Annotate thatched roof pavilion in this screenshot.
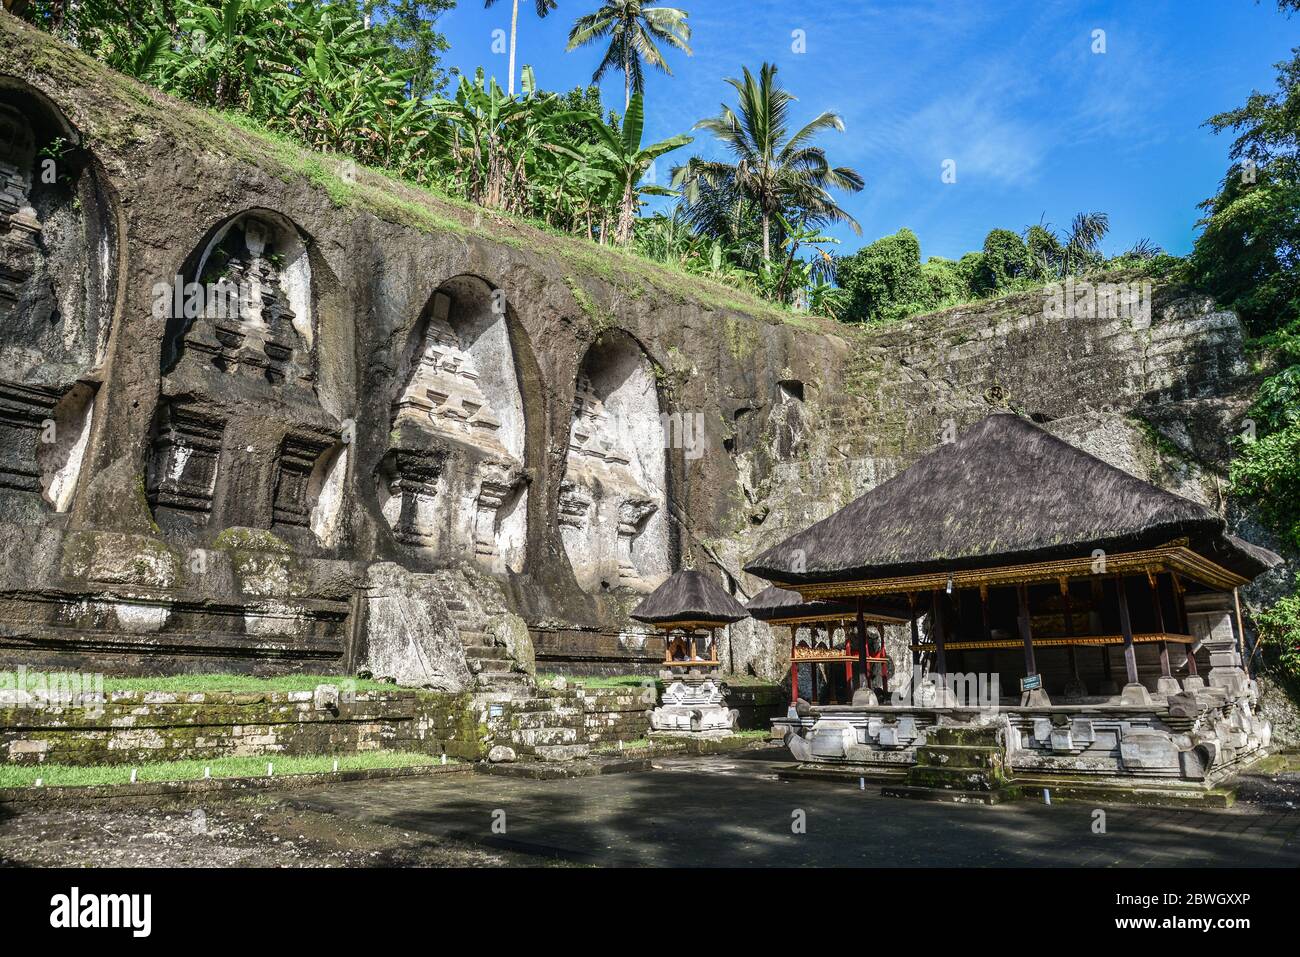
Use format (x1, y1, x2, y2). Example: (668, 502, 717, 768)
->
(630, 569, 748, 629)
(746, 412, 1279, 593)
(745, 412, 1283, 704)
(631, 569, 748, 669)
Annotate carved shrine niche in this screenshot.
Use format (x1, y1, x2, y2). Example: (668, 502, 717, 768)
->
(560, 335, 668, 593)
(149, 211, 343, 545)
(0, 86, 118, 518)
(380, 282, 528, 573)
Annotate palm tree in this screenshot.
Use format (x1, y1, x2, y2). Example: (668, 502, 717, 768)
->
(1061, 211, 1110, 276)
(673, 62, 864, 262)
(566, 1, 691, 110)
(485, 0, 558, 96)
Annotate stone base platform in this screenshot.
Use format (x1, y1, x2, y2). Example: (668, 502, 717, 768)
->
(880, 783, 1019, 805)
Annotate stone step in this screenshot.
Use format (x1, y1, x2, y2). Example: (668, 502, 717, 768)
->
(475, 671, 532, 691)
(881, 783, 1018, 805)
(508, 710, 584, 730)
(519, 743, 591, 763)
(915, 744, 1004, 770)
(512, 726, 580, 748)
(464, 646, 511, 661)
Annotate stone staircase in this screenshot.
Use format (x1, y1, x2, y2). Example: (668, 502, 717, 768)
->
(882, 725, 1019, 805)
(488, 693, 591, 762)
(429, 568, 531, 696)
(428, 568, 595, 762)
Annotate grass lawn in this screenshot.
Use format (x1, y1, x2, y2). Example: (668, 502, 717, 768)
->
(0, 672, 407, 695)
(0, 751, 450, 789)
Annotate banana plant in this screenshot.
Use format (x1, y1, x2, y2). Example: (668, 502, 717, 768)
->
(589, 92, 691, 245)
(172, 0, 292, 111)
(433, 66, 592, 213)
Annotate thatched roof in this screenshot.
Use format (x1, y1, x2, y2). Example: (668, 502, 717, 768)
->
(630, 570, 749, 625)
(745, 585, 909, 622)
(746, 412, 1283, 585)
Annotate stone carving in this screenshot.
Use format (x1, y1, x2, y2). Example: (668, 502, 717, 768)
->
(152, 211, 342, 540)
(0, 103, 38, 311)
(179, 217, 312, 387)
(649, 675, 738, 734)
(382, 289, 527, 572)
(393, 294, 506, 449)
(560, 350, 669, 592)
(381, 448, 446, 547)
(272, 431, 334, 528)
(145, 401, 225, 518)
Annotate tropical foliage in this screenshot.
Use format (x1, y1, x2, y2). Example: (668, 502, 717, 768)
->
(567, 1, 691, 109)
(673, 63, 863, 263)
(831, 216, 1169, 325)
(1201, 41, 1300, 557)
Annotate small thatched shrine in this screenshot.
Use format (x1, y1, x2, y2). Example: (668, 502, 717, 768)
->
(746, 412, 1282, 789)
(630, 570, 748, 735)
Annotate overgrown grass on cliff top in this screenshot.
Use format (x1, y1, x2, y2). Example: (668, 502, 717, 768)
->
(0, 751, 450, 789)
(0, 672, 404, 695)
(207, 110, 807, 329)
(2, 18, 812, 329)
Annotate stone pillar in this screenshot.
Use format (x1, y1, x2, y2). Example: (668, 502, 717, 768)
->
(1186, 592, 1247, 696)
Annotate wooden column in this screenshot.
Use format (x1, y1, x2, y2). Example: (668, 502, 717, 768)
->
(876, 622, 889, 689)
(1016, 584, 1037, 677)
(1092, 577, 1112, 682)
(1060, 577, 1081, 686)
(841, 620, 853, 688)
(908, 595, 922, 671)
(1149, 572, 1171, 678)
(810, 625, 820, 702)
(979, 584, 993, 677)
(1172, 572, 1198, 676)
(789, 626, 799, 703)
(855, 597, 869, 690)
(1116, 575, 1139, 685)
(930, 590, 947, 676)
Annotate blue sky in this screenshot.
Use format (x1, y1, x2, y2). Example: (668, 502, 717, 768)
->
(433, 0, 1299, 259)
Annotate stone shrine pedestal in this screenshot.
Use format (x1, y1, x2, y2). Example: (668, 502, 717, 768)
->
(649, 670, 738, 736)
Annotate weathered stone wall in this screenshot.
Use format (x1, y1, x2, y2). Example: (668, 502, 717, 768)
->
(0, 688, 488, 765)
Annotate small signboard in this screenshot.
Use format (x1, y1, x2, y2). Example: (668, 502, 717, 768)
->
(1020, 674, 1042, 692)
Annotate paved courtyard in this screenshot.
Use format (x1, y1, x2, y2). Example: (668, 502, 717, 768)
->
(285, 749, 1300, 867)
(3, 749, 1297, 867)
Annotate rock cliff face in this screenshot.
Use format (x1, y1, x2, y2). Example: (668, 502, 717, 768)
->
(0, 18, 1291, 698)
(0, 19, 844, 685)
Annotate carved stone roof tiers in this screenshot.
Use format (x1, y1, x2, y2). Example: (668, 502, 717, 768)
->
(393, 308, 515, 461)
(746, 412, 1283, 588)
(631, 569, 749, 627)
